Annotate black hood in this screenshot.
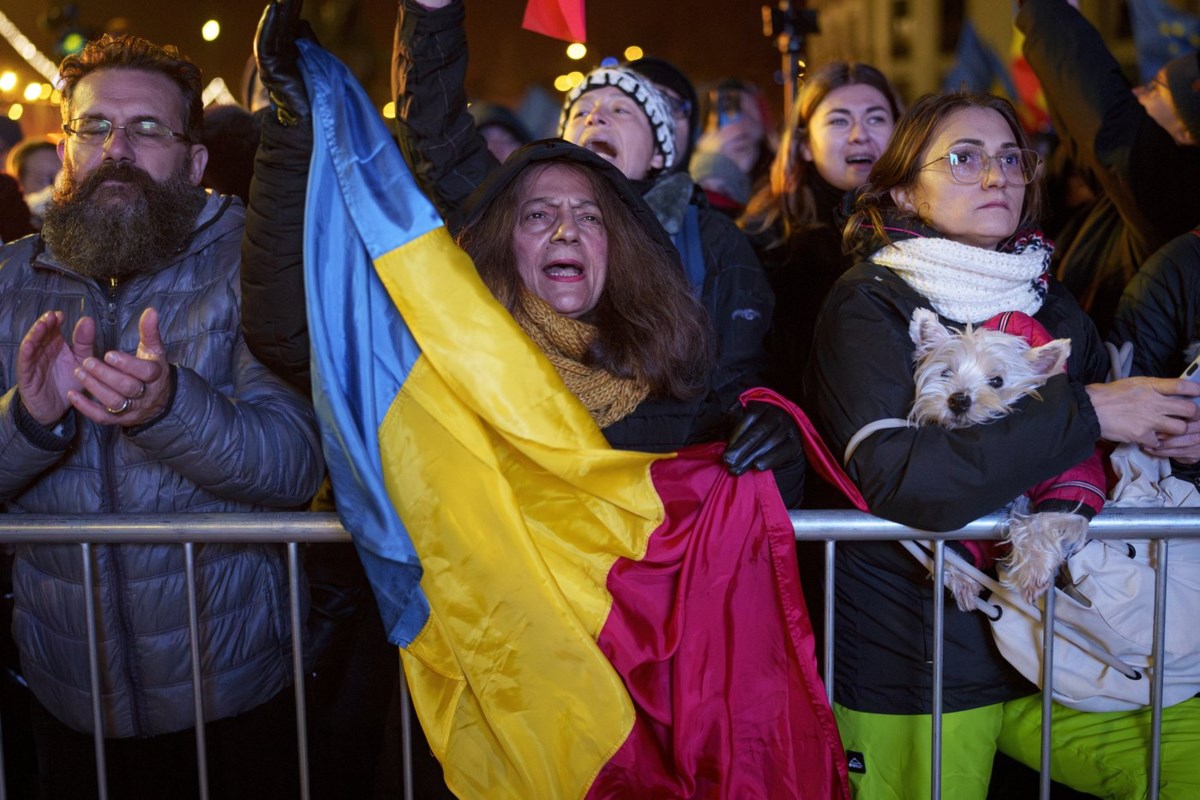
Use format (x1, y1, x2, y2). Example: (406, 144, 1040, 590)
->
(458, 138, 681, 269)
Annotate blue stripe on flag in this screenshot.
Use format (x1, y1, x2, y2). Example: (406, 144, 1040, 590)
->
(298, 40, 444, 645)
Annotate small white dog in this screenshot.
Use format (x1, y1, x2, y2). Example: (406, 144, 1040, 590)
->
(907, 308, 1091, 611)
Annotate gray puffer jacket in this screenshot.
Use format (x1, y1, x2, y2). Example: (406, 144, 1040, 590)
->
(0, 193, 324, 738)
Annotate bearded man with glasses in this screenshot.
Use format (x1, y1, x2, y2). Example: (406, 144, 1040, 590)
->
(0, 33, 323, 798)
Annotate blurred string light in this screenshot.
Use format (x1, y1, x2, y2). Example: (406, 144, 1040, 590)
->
(599, 56, 618, 68)
(566, 42, 586, 60)
(382, 101, 395, 119)
(553, 71, 586, 93)
(623, 46, 643, 61)
(0, 10, 60, 83)
(0, 72, 16, 92)
(201, 77, 238, 107)
(7, 103, 22, 120)
(23, 82, 41, 101)
(201, 20, 220, 42)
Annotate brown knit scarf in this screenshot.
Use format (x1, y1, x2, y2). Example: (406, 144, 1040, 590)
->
(511, 291, 650, 428)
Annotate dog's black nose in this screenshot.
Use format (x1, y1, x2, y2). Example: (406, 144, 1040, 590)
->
(948, 393, 972, 414)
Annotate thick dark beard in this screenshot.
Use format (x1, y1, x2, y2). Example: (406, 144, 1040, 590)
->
(41, 161, 207, 282)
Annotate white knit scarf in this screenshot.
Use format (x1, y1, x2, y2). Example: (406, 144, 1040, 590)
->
(869, 232, 1051, 324)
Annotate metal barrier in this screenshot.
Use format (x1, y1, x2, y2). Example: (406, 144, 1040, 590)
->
(0, 508, 1196, 799)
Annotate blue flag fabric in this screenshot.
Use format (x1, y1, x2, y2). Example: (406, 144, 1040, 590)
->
(298, 39, 441, 645)
(1129, 0, 1200, 82)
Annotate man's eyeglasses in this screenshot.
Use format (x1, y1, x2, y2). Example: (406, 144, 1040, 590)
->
(921, 145, 1042, 186)
(63, 118, 191, 148)
(666, 96, 692, 121)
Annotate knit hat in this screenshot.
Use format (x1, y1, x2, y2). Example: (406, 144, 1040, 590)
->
(1162, 50, 1200, 141)
(625, 56, 699, 166)
(558, 67, 676, 171)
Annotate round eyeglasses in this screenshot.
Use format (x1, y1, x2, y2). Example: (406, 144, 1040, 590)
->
(64, 118, 191, 148)
(921, 145, 1042, 186)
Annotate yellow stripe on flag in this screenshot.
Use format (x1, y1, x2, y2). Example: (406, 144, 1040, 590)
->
(373, 226, 672, 797)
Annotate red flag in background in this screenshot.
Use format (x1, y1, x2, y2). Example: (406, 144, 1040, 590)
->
(523, 0, 587, 42)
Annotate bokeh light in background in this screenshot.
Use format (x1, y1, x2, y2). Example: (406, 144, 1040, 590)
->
(623, 45, 643, 61)
(201, 20, 221, 42)
(0, 72, 15, 93)
(566, 42, 587, 61)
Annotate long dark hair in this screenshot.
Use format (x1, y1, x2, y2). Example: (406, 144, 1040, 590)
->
(739, 62, 901, 247)
(844, 90, 1045, 255)
(458, 161, 711, 400)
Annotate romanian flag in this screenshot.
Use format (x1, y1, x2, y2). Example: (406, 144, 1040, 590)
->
(297, 40, 847, 799)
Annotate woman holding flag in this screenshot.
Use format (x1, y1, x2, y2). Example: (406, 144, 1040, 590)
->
(238, 2, 849, 798)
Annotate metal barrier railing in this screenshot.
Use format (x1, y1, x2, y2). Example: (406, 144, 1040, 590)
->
(1, 508, 1196, 799)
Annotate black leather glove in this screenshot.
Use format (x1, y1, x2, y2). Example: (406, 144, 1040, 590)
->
(723, 401, 805, 476)
(255, 0, 313, 127)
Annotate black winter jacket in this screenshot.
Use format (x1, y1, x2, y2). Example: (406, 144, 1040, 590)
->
(1110, 227, 1200, 380)
(804, 248, 1105, 713)
(1018, 0, 1200, 337)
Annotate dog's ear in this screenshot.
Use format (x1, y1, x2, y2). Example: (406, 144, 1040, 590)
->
(1025, 338, 1071, 379)
(909, 307, 950, 354)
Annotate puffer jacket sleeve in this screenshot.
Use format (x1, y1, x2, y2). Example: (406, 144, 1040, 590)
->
(0, 389, 74, 501)
(1017, 0, 1200, 252)
(1109, 228, 1200, 379)
(392, 0, 497, 233)
(241, 109, 314, 394)
(124, 339, 324, 507)
(806, 264, 1102, 532)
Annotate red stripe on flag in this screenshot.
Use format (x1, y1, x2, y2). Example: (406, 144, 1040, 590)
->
(589, 443, 850, 798)
(522, 0, 587, 43)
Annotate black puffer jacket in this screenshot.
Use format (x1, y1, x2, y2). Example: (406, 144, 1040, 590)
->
(746, 172, 852, 403)
(1018, 0, 1200, 337)
(1110, 227, 1200, 380)
(804, 231, 1106, 713)
(391, 0, 774, 453)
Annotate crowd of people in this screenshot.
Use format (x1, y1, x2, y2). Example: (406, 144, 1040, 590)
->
(1, 0, 1200, 796)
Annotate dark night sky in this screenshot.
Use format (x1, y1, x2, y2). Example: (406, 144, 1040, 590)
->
(1, 1, 784, 117)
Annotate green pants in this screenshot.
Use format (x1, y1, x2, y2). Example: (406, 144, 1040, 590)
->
(834, 696, 1200, 799)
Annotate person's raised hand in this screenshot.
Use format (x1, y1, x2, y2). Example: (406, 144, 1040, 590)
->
(17, 312, 94, 426)
(68, 308, 171, 427)
(1085, 377, 1200, 448)
(255, 0, 312, 127)
(723, 401, 805, 476)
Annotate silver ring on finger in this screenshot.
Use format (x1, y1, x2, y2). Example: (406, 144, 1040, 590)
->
(131, 380, 146, 399)
(106, 397, 132, 415)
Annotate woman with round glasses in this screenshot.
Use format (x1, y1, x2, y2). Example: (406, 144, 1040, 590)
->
(806, 90, 1200, 798)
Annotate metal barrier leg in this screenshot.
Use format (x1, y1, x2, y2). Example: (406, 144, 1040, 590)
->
(0, 702, 7, 800)
(1148, 539, 1169, 800)
(287, 542, 311, 800)
(1039, 585, 1056, 800)
(80, 543, 108, 800)
(931, 541, 945, 800)
(400, 656, 414, 800)
(823, 539, 835, 705)
(184, 543, 210, 800)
